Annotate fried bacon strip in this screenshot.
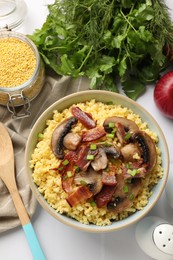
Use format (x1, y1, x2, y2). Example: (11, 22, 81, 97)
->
(58, 151, 77, 193)
(66, 186, 93, 207)
(95, 185, 116, 208)
(71, 106, 96, 129)
(82, 126, 106, 142)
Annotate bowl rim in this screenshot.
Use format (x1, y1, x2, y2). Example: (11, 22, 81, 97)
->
(25, 90, 169, 232)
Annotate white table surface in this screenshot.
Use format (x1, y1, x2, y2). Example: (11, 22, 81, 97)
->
(0, 1, 173, 259)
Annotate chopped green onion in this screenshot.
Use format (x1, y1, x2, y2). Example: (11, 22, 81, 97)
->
(111, 128, 117, 134)
(106, 101, 113, 105)
(108, 122, 115, 128)
(108, 157, 117, 164)
(74, 165, 80, 173)
(129, 169, 138, 176)
(37, 133, 44, 139)
(58, 166, 64, 171)
(103, 141, 112, 147)
(67, 171, 73, 178)
(90, 144, 97, 150)
(80, 180, 87, 186)
(105, 167, 109, 172)
(129, 194, 134, 200)
(106, 133, 115, 139)
(124, 132, 131, 141)
(87, 154, 94, 160)
(62, 159, 69, 166)
(90, 201, 96, 207)
(123, 185, 129, 193)
(126, 163, 132, 169)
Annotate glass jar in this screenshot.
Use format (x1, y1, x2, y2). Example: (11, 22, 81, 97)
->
(0, 30, 45, 118)
(0, 0, 27, 30)
(0, 0, 45, 118)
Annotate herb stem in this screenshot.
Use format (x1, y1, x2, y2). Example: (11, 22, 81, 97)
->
(78, 45, 93, 71)
(120, 8, 137, 33)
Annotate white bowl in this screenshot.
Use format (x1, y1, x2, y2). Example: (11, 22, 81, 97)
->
(25, 90, 169, 232)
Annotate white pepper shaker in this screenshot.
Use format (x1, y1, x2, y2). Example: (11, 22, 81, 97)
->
(135, 216, 173, 260)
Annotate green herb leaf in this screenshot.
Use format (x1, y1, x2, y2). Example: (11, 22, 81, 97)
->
(29, 0, 173, 100)
(122, 76, 146, 100)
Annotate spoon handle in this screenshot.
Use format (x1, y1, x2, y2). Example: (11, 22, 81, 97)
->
(23, 222, 46, 260)
(3, 178, 46, 260)
(0, 123, 46, 259)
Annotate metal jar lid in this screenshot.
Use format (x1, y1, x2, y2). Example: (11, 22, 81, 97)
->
(0, 0, 27, 30)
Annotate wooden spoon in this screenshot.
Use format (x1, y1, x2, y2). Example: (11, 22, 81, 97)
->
(0, 123, 45, 260)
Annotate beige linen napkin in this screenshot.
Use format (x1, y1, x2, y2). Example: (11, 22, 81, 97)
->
(0, 74, 90, 233)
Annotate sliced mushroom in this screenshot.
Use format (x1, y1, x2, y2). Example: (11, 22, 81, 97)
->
(132, 131, 157, 172)
(63, 132, 81, 150)
(104, 145, 121, 159)
(91, 147, 108, 171)
(51, 117, 77, 159)
(74, 167, 103, 195)
(120, 143, 142, 162)
(107, 177, 142, 212)
(103, 116, 139, 133)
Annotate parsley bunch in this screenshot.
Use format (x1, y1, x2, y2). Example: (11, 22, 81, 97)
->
(30, 0, 173, 99)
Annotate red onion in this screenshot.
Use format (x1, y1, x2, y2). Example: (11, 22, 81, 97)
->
(154, 71, 173, 119)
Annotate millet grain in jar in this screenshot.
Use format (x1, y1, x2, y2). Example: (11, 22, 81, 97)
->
(0, 37, 36, 87)
(0, 32, 45, 108)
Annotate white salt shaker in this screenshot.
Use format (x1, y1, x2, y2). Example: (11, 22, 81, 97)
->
(135, 216, 173, 260)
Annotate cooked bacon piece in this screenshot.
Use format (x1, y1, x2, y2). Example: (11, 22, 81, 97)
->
(61, 164, 76, 193)
(75, 145, 90, 171)
(66, 186, 93, 207)
(102, 171, 117, 186)
(71, 106, 96, 129)
(82, 126, 106, 142)
(58, 150, 78, 174)
(95, 185, 116, 208)
(122, 166, 147, 179)
(122, 161, 147, 180)
(57, 151, 78, 193)
(75, 145, 98, 171)
(62, 174, 74, 193)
